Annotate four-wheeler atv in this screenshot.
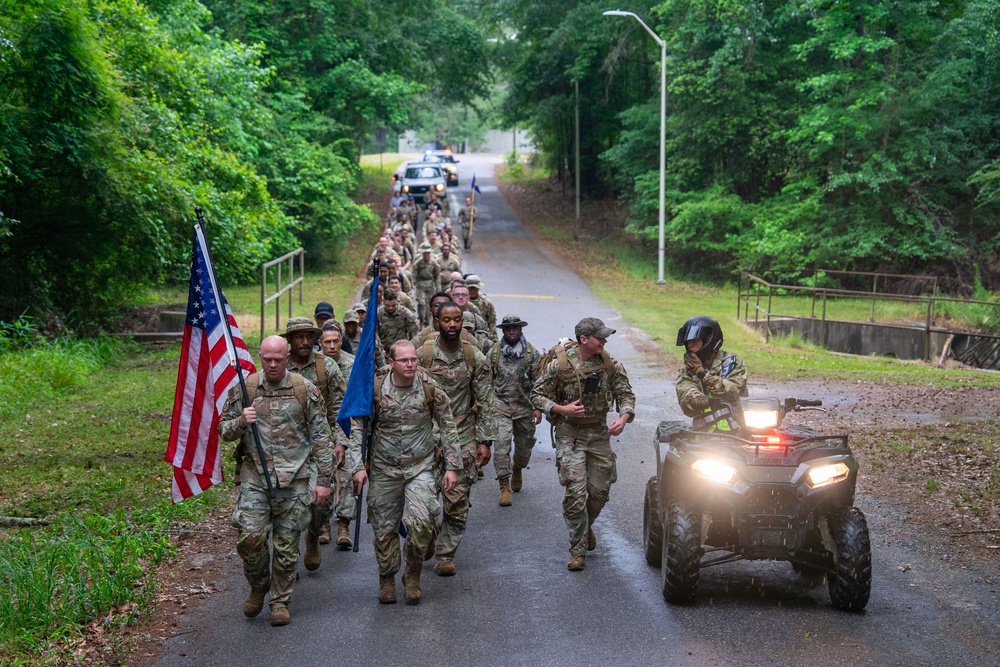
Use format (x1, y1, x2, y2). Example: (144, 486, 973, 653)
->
(643, 397, 872, 611)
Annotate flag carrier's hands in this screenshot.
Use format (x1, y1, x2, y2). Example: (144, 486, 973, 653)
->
(352, 470, 368, 497)
(238, 406, 257, 428)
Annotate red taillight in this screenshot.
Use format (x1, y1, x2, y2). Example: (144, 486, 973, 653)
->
(766, 436, 782, 445)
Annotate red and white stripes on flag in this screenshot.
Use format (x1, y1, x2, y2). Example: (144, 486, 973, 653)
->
(165, 225, 255, 502)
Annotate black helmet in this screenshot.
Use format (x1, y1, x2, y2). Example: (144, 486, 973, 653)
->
(676, 316, 723, 355)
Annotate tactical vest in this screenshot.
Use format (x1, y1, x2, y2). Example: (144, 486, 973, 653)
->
(543, 341, 616, 424)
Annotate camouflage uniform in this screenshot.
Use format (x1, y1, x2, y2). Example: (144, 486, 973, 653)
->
(286, 351, 360, 537)
(333, 351, 357, 523)
(219, 373, 334, 610)
(489, 337, 541, 480)
(457, 204, 477, 237)
(412, 255, 441, 326)
(471, 294, 497, 331)
(377, 305, 419, 352)
(676, 350, 748, 430)
(348, 327, 386, 368)
(437, 254, 463, 291)
(531, 344, 635, 557)
(417, 338, 496, 563)
(368, 372, 463, 576)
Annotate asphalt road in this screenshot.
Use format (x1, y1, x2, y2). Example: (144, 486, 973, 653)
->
(154, 154, 999, 667)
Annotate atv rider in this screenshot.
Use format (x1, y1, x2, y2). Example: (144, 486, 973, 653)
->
(675, 316, 748, 432)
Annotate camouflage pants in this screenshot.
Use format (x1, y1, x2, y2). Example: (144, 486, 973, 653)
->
(493, 411, 536, 479)
(231, 479, 312, 607)
(436, 450, 478, 560)
(553, 426, 618, 556)
(368, 465, 440, 576)
(334, 466, 356, 521)
(416, 282, 436, 327)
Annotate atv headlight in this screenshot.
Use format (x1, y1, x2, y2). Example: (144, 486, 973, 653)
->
(692, 458, 736, 485)
(744, 409, 779, 429)
(807, 462, 850, 488)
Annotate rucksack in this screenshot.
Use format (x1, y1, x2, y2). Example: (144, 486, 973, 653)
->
(371, 367, 437, 423)
(418, 337, 477, 377)
(244, 371, 309, 412)
(537, 339, 615, 397)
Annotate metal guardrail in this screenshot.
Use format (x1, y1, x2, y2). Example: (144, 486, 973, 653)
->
(737, 270, 1000, 362)
(260, 248, 304, 339)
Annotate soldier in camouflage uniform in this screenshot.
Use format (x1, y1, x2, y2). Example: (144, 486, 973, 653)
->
(436, 244, 462, 292)
(411, 292, 478, 348)
(531, 318, 635, 572)
(457, 197, 477, 249)
(345, 308, 386, 369)
(466, 275, 497, 331)
(451, 283, 495, 347)
(488, 315, 542, 507)
(369, 341, 463, 605)
(412, 242, 441, 327)
(416, 302, 496, 576)
(220, 336, 362, 626)
(281, 318, 357, 566)
(377, 288, 419, 354)
(675, 315, 747, 430)
(319, 322, 359, 549)
(387, 275, 415, 312)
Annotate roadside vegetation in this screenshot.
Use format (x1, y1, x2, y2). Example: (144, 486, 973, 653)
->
(0, 160, 389, 663)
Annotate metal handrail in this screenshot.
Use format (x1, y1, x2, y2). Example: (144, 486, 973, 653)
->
(260, 248, 305, 339)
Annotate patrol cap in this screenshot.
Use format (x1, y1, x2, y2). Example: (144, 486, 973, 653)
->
(462, 311, 476, 331)
(282, 316, 322, 338)
(497, 314, 528, 329)
(418, 241, 433, 253)
(314, 301, 334, 318)
(343, 311, 360, 324)
(466, 275, 484, 290)
(575, 317, 615, 339)
(352, 302, 367, 313)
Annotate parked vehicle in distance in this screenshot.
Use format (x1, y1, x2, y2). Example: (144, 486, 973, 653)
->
(400, 162, 447, 201)
(421, 150, 459, 186)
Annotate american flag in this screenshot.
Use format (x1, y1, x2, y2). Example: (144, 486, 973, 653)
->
(165, 225, 255, 502)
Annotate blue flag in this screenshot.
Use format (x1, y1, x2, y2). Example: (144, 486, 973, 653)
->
(471, 173, 482, 195)
(337, 273, 380, 437)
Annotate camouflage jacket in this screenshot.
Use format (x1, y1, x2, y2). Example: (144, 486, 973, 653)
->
(676, 350, 748, 418)
(371, 372, 463, 475)
(377, 305, 419, 350)
(286, 351, 363, 472)
(437, 254, 462, 285)
(489, 337, 541, 418)
(471, 295, 497, 331)
(531, 344, 636, 427)
(412, 256, 440, 285)
(417, 338, 497, 448)
(219, 372, 335, 488)
(457, 205, 477, 228)
(335, 351, 354, 383)
(350, 329, 387, 368)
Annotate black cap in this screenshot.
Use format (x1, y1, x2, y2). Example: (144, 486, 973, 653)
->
(314, 301, 334, 318)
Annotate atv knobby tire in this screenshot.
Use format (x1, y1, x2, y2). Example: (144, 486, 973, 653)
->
(827, 508, 872, 611)
(643, 476, 664, 567)
(661, 502, 702, 604)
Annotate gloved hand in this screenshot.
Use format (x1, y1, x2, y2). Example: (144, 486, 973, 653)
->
(693, 394, 711, 410)
(684, 351, 704, 376)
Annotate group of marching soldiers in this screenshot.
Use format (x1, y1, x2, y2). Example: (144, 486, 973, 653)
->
(220, 171, 759, 625)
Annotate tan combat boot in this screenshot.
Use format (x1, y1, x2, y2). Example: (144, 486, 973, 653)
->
(304, 530, 321, 571)
(318, 520, 331, 545)
(498, 478, 513, 507)
(436, 558, 457, 576)
(336, 518, 352, 550)
(402, 559, 423, 605)
(378, 575, 397, 604)
(587, 527, 597, 551)
(243, 587, 267, 618)
(568, 555, 586, 571)
(270, 605, 290, 626)
(511, 464, 523, 492)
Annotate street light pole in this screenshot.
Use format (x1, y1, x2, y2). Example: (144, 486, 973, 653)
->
(603, 10, 667, 284)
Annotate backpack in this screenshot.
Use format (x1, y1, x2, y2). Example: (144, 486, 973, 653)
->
(418, 338, 477, 377)
(233, 372, 309, 485)
(537, 339, 616, 398)
(371, 367, 437, 423)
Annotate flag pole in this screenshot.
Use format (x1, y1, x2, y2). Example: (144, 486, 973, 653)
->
(196, 207, 276, 499)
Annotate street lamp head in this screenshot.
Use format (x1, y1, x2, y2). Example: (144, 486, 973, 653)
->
(603, 10, 630, 16)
